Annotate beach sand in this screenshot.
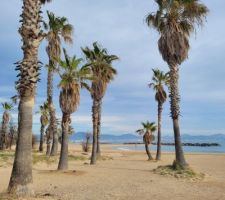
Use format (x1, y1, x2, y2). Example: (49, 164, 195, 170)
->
(0, 144, 225, 200)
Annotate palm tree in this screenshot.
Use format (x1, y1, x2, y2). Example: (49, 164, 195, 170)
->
(149, 69, 169, 160)
(82, 42, 118, 164)
(136, 121, 157, 160)
(44, 11, 73, 156)
(39, 102, 49, 152)
(8, 0, 52, 196)
(0, 102, 13, 150)
(57, 49, 92, 170)
(45, 125, 52, 155)
(8, 122, 18, 150)
(146, 0, 208, 168)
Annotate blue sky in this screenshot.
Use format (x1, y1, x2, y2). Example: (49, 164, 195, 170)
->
(0, 0, 225, 136)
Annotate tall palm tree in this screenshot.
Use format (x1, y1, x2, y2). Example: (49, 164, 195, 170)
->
(8, 0, 52, 196)
(136, 121, 157, 160)
(146, 0, 208, 168)
(82, 42, 118, 165)
(149, 69, 169, 160)
(0, 102, 13, 150)
(57, 49, 92, 170)
(39, 102, 49, 152)
(45, 11, 73, 156)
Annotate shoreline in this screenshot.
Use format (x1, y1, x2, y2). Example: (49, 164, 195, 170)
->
(71, 143, 225, 155)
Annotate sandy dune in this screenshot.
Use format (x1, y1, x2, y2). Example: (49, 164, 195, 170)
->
(0, 144, 225, 200)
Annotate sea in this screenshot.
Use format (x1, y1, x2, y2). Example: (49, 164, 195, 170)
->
(113, 138, 225, 153)
(71, 133, 225, 153)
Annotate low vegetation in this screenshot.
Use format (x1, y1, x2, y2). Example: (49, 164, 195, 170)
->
(97, 155, 113, 161)
(153, 161, 205, 181)
(33, 154, 58, 165)
(68, 154, 87, 161)
(0, 151, 14, 167)
(0, 151, 87, 167)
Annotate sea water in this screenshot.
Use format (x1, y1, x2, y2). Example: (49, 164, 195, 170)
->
(113, 140, 225, 153)
(114, 144, 225, 153)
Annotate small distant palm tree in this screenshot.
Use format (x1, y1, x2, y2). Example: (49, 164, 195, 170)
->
(146, 0, 208, 168)
(44, 11, 73, 156)
(8, 0, 52, 195)
(0, 102, 13, 150)
(8, 122, 18, 150)
(38, 102, 49, 152)
(57, 49, 92, 170)
(82, 42, 118, 164)
(136, 121, 157, 160)
(149, 69, 169, 160)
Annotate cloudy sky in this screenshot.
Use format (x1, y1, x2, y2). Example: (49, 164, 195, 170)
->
(0, 0, 225, 136)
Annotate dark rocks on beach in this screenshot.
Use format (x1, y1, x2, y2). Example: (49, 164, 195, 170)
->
(123, 142, 220, 147)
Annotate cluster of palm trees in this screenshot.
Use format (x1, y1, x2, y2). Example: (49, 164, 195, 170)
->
(136, 69, 169, 161)
(5, 0, 119, 196)
(0, 0, 208, 197)
(136, 0, 208, 167)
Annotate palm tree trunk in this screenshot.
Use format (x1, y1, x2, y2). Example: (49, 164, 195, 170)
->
(0, 131, 3, 150)
(50, 107, 58, 156)
(45, 126, 51, 156)
(96, 99, 102, 157)
(145, 143, 153, 160)
(58, 113, 70, 170)
(169, 65, 188, 168)
(0, 121, 7, 150)
(90, 99, 98, 165)
(46, 141, 51, 156)
(156, 102, 163, 160)
(39, 124, 44, 152)
(8, 96, 34, 195)
(9, 133, 13, 150)
(8, 0, 44, 195)
(47, 67, 58, 156)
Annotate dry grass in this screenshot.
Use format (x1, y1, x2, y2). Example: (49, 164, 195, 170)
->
(32, 154, 57, 165)
(0, 151, 87, 167)
(153, 164, 205, 181)
(0, 151, 14, 167)
(68, 154, 87, 161)
(97, 155, 113, 161)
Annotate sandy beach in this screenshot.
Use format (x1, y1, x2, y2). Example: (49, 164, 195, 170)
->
(0, 144, 225, 200)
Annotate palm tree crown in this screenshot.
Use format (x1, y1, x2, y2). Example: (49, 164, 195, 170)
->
(45, 11, 73, 68)
(58, 48, 92, 114)
(136, 121, 157, 135)
(39, 102, 49, 126)
(82, 42, 118, 100)
(146, 0, 208, 66)
(149, 69, 169, 104)
(136, 121, 157, 144)
(1, 102, 13, 124)
(2, 102, 13, 112)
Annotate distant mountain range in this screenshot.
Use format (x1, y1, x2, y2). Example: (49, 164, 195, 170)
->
(70, 132, 225, 144)
(70, 132, 141, 143)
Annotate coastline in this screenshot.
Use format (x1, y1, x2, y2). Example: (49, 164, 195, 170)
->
(93, 143, 225, 155)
